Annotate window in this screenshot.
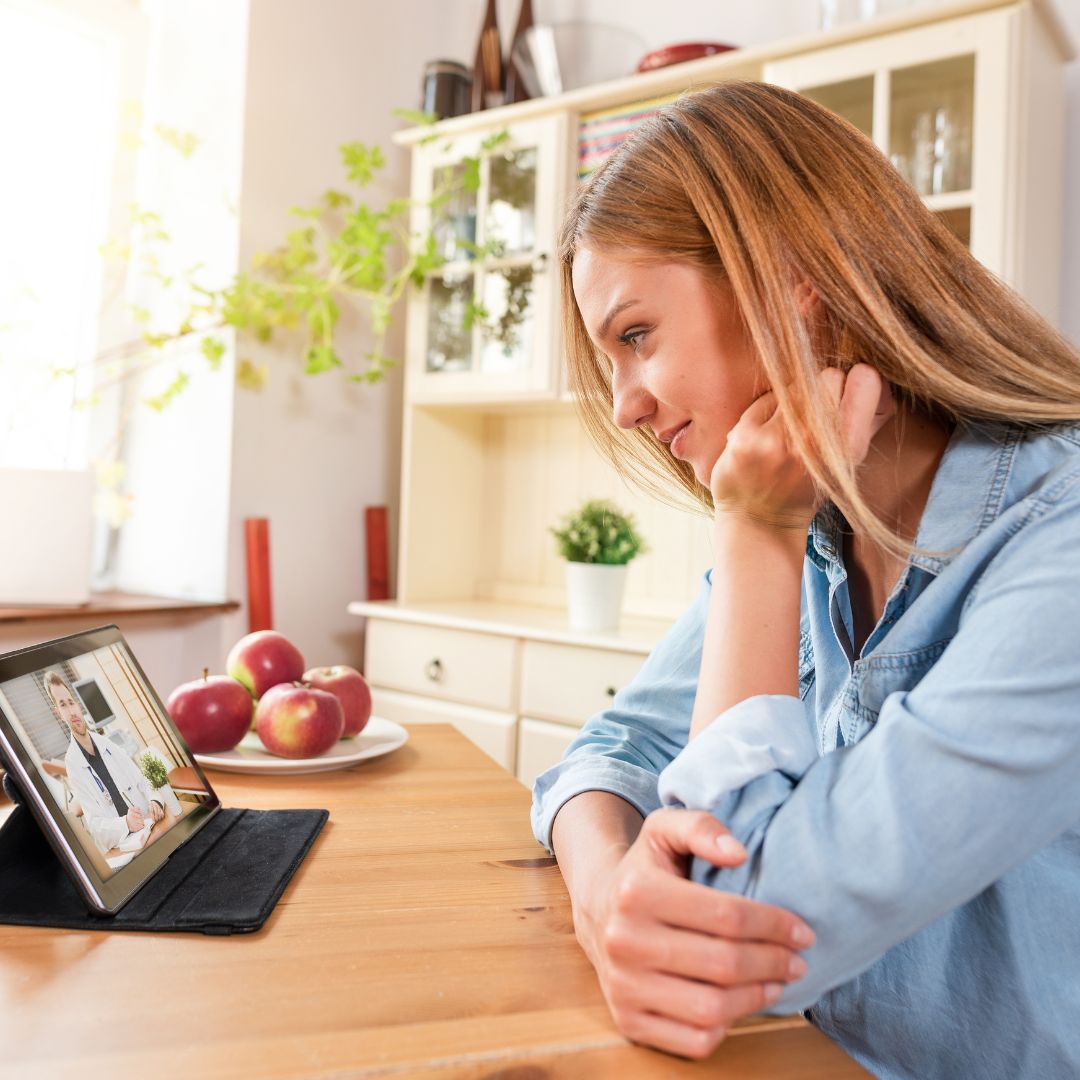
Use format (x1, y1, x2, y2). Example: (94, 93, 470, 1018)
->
(0, 0, 138, 470)
(0, 0, 248, 601)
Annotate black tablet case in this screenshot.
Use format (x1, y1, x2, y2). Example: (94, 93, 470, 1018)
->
(0, 790, 328, 934)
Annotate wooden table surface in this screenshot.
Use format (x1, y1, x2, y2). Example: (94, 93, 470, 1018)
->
(0, 724, 868, 1079)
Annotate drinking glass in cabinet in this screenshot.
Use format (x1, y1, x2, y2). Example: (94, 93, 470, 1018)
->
(486, 146, 538, 256)
(432, 163, 478, 262)
(426, 271, 474, 373)
(479, 264, 535, 374)
(890, 55, 974, 196)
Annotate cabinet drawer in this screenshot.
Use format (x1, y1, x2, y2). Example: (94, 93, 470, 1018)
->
(516, 717, 580, 789)
(366, 620, 517, 711)
(371, 687, 516, 771)
(520, 641, 645, 726)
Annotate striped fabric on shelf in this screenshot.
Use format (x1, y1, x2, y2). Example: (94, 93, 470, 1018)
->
(577, 93, 681, 183)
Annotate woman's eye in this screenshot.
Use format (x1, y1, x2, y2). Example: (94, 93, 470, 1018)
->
(617, 328, 647, 351)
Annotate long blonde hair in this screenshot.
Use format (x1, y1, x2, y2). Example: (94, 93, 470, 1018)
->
(560, 81, 1080, 552)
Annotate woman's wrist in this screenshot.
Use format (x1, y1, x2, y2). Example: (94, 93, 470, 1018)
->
(712, 508, 811, 556)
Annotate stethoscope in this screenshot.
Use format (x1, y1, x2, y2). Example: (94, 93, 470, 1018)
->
(82, 743, 123, 797)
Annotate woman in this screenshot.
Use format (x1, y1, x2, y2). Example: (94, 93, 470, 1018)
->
(531, 81, 1080, 1077)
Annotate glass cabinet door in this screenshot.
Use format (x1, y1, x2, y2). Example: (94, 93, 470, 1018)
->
(764, 9, 1013, 268)
(409, 114, 569, 401)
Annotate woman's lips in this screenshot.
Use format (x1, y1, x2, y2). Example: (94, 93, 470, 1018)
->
(669, 422, 691, 459)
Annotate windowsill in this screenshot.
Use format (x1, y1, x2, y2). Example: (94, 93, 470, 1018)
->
(0, 592, 240, 625)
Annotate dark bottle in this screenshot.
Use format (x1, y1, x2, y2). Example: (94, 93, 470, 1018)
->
(471, 0, 504, 112)
(504, 0, 534, 104)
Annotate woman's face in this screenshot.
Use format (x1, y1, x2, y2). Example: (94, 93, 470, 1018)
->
(571, 246, 764, 488)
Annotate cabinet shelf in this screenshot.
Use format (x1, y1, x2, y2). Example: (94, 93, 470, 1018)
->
(348, 598, 671, 655)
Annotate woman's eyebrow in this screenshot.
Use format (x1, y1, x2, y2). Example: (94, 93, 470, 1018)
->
(599, 299, 641, 339)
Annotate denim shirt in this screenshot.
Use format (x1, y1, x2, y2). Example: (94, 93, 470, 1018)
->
(531, 421, 1080, 1080)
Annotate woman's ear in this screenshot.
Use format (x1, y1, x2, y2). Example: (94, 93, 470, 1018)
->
(794, 279, 820, 317)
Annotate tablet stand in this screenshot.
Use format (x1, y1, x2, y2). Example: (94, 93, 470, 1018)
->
(0, 769, 327, 934)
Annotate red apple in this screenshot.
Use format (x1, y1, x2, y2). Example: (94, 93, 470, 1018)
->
(254, 683, 344, 759)
(226, 630, 305, 699)
(167, 670, 254, 753)
(302, 665, 372, 737)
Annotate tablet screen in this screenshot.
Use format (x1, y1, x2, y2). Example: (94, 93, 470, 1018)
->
(0, 625, 219, 911)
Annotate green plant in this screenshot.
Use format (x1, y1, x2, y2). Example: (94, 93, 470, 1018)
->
(89, 114, 514, 403)
(52, 115, 519, 524)
(138, 752, 169, 790)
(550, 499, 646, 565)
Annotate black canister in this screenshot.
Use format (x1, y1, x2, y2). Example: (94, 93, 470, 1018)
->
(421, 60, 472, 120)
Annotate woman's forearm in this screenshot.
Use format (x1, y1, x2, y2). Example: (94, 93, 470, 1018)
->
(551, 790, 644, 910)
(690, 515, 805, 739)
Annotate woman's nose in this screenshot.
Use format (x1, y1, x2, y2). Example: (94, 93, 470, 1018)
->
(611, 365, 655, 430)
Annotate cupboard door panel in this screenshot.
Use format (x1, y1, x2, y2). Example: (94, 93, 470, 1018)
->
(517, 717, 580, 789)
(520, 640, 645, 726)
(366, 620, 517, 711)
(371, 687, 516, 771)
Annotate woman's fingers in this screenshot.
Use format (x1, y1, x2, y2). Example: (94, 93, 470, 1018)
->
(614, 971, 788, 1052)
(615, 1007, 728, 1061)
(615, 865, 813, 948)
(824, 363, 896, 463)
(738, 389, 779, 427)
(616, 924, 807, 988)
(641, 807, 747, 867)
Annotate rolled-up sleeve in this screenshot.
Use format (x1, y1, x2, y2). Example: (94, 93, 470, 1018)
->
(658, 484, 1080, 1012)
(658, 695, 816, 856)
(530, 572, 710, 852)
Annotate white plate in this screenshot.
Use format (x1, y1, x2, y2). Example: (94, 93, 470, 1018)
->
(193, 716, 409, 776)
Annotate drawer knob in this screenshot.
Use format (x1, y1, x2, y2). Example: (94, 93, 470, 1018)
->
(606, 686, 617, 698)
(425, 658, 443, 683)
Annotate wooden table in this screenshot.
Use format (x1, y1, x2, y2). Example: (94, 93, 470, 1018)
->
(0, 725, 868, 1078)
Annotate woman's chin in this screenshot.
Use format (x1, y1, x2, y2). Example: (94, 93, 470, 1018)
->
(691, 461, 713, 488)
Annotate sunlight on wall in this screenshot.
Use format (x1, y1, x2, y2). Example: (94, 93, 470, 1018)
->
(0, 0, 121, 469)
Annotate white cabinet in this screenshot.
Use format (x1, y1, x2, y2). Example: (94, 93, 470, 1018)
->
(356, 603, 661, 779)
(405, 115, 573, 403)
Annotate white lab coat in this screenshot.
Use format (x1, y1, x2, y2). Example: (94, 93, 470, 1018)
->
(63, 731, 158, 854)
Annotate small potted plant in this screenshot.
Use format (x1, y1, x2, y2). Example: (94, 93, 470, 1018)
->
(551, 499, 646, 632)
(137, 749, 181, 818)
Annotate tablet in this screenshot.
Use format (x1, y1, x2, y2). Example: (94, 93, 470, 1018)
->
(0, 625, 221, 915)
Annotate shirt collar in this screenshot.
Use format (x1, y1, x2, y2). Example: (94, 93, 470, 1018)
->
(909, 421, 1022, 574)
(806, 422, 1022, 577)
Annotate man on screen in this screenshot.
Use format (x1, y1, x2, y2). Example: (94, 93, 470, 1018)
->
(45, 671, 164, 854)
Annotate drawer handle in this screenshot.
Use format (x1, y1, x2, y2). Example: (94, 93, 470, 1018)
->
(425, 658, 443, 683)
(606, 686, 617, 698)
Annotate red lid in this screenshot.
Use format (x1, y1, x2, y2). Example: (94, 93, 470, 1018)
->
(636, 41, 738, 73)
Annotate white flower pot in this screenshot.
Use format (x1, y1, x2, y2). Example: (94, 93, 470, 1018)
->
(153, 783, 183, 818)
(565, 562, 628, 633)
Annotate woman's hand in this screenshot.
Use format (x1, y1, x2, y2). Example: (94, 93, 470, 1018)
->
(710, 364, 895, 530)
(574, 807, 815, 1060)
